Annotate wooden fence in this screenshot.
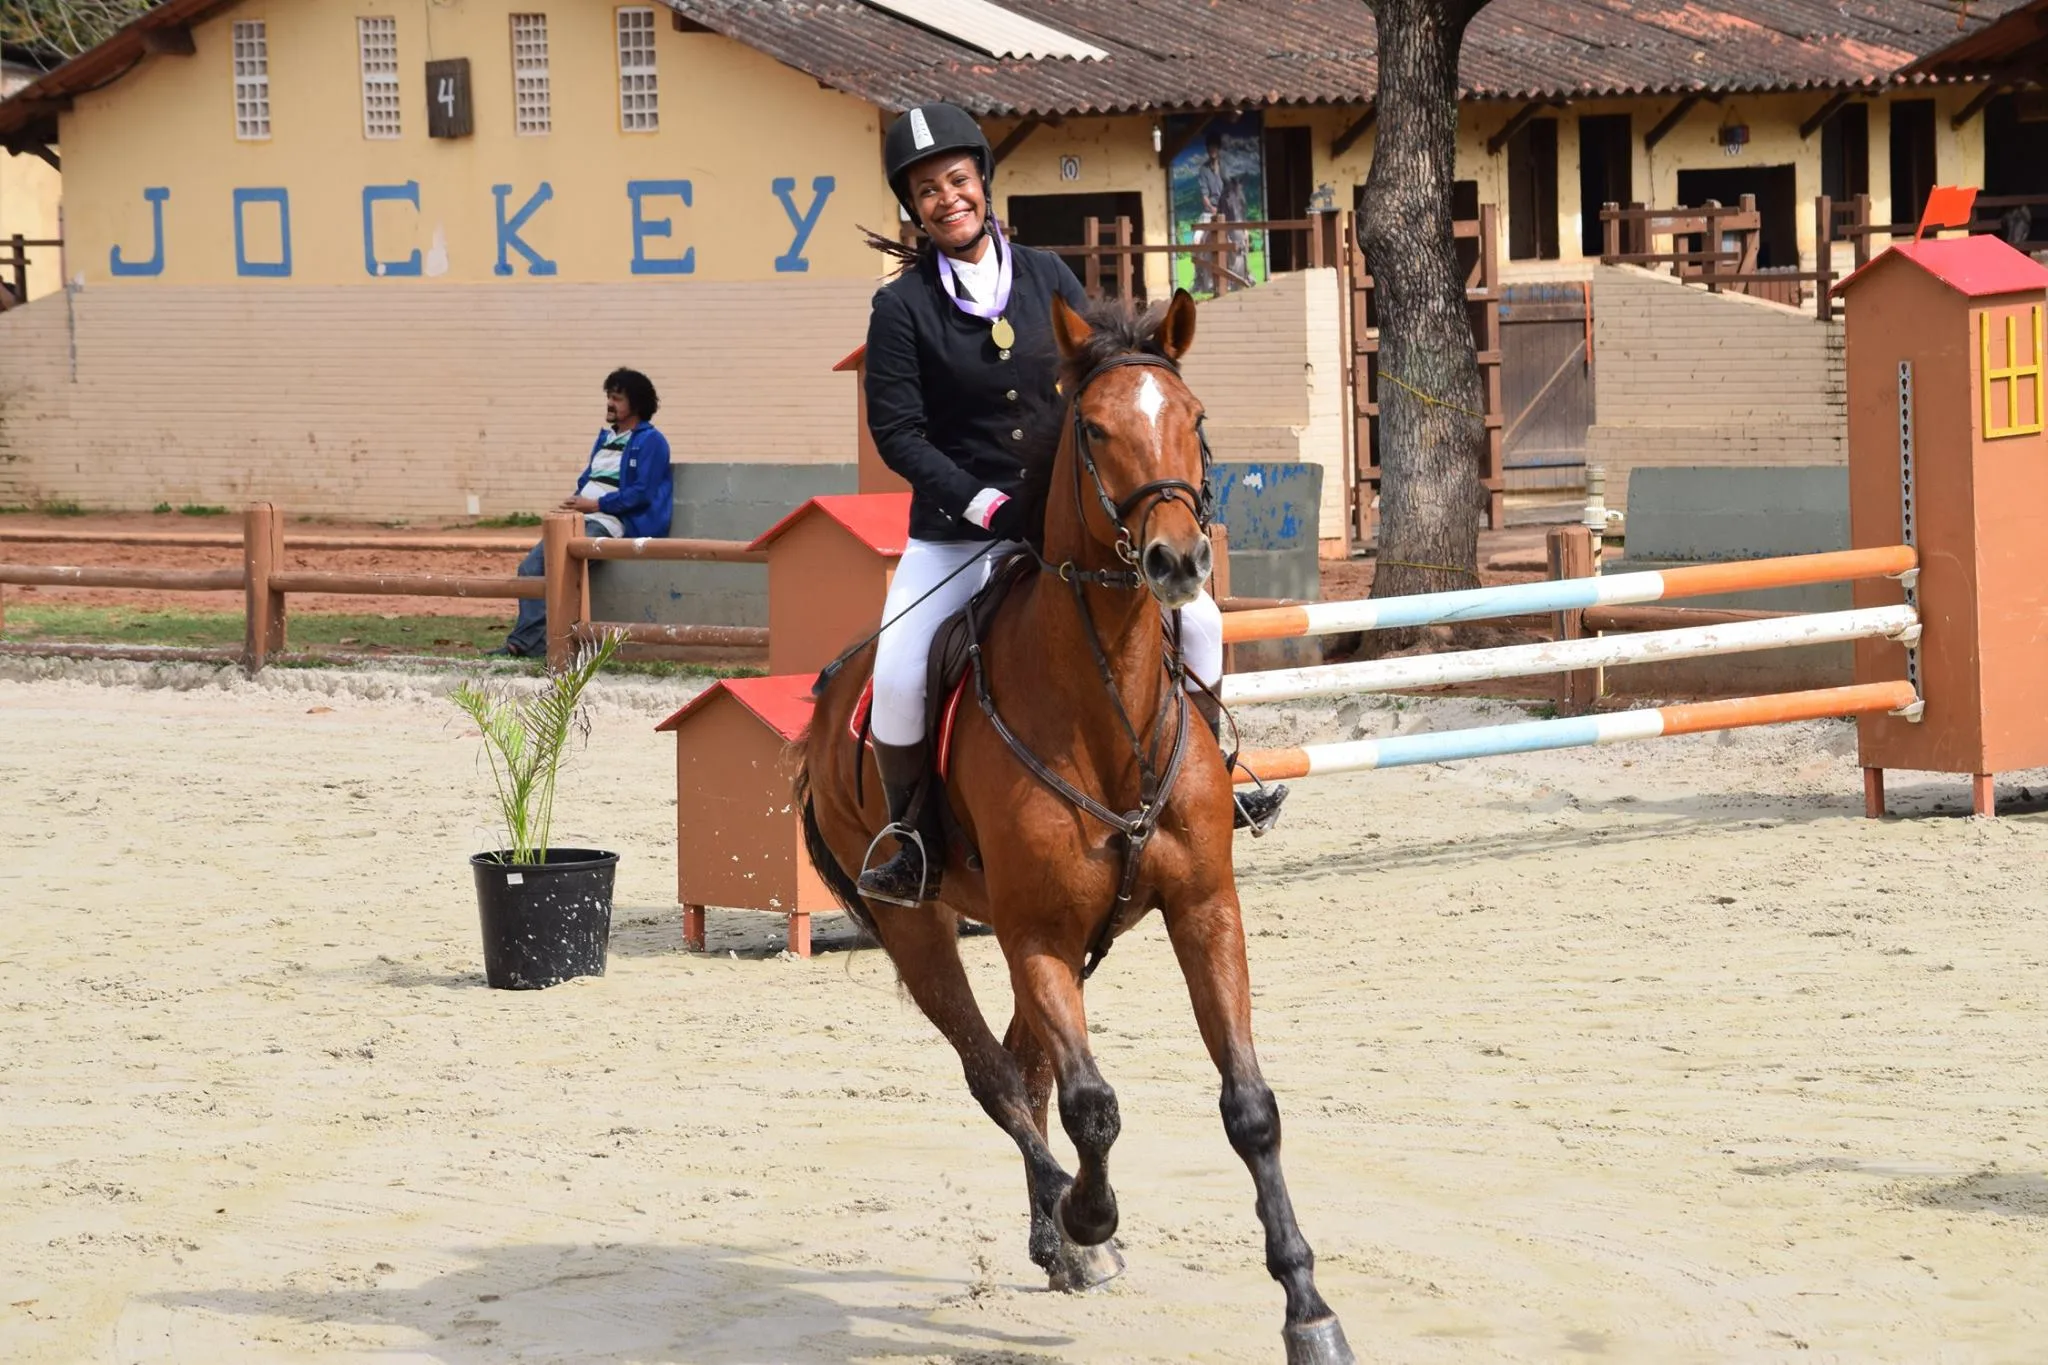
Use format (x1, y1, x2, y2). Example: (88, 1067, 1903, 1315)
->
(0, 234, 60, 308)
(0, 506, 764, 672)
(1041, 215, 1339, 301)
(1599, 195, 1840, 321)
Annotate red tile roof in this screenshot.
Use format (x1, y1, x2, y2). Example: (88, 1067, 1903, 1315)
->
(655, 673, 819, 740)
(1, 0, 2032, 146)
(749, 493, 911, 555)
(1837, 234, 2048, 300)
(659, 0, 2034, 117)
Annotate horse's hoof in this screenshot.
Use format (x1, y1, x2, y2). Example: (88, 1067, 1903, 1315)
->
(1283, 1315, 1355, 1365)
(1045, 1234, 1124, 1293)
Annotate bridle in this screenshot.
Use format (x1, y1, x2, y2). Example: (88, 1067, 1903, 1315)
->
(972, 349, 1215, 978)
(1047, 351, 1214, 591)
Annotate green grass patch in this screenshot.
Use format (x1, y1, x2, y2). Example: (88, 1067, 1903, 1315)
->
(152, 502, 174, 514)
(38, 500, 85, 517)
(2, 605, 508, 654)
(177, 504, 229, 517)
(0, 604, 762, 678)
(473, 512, 543, 529)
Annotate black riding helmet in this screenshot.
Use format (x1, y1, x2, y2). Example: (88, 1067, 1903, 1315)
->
(883, 103, 994, 224)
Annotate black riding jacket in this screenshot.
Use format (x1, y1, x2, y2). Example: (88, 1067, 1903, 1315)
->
(864, 240, 1089, 543)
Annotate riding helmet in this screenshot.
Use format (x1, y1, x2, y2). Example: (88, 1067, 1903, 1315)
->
(882, 103, 994, 221)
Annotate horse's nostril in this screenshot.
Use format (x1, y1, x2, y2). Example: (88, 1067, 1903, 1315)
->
(1192, 538, 1214, 579)
(1143, 542, 1178, 581)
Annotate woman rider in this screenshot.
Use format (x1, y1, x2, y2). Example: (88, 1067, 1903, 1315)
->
(856, 103, 1285, 908)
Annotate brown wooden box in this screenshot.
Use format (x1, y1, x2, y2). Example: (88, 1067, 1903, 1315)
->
(1838, 235, 2048, 816)
(833, 345, 912, 496)
(751, 492, 907, 677)
(655, 675, 830, 956)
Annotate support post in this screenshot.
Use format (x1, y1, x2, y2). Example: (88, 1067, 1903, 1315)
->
(1815, 193, 1835, 322)
(1863, 766, 1886, 819)
(9, 234, 25, 305)
(786, 911, 812, 958)
(1208, 522, 1233, 676)
(683, 903, 707, 952)
(242, 503, 285, 674)
(1546, 525, 1598, 714)
(1115, 215, 1133, 300)
(541, 511, 579, 672)
(1083, 216, 1103, 299)
(1972, 774, 1996, 819)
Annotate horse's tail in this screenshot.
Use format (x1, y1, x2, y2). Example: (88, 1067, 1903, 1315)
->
(793, 750, 879, 945)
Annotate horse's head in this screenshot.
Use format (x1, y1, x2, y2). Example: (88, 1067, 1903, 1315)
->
(1047, 290, 1211, 609)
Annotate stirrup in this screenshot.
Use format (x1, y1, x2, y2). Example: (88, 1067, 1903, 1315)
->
(857, 821, 938, 907)
(1233, 783, 1289, 838)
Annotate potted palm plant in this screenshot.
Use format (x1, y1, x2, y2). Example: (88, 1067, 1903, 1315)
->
(451, 631, 624, 989)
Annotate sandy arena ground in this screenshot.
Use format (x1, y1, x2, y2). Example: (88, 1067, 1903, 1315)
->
(1, 662, 2044, 1363)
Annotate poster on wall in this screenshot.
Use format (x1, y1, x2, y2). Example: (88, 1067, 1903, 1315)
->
(1166, 111, 1267, 298)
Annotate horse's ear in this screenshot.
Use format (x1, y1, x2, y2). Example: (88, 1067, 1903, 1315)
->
(1156, 288, 1197, 362)
(1051, 293, 1093, 358)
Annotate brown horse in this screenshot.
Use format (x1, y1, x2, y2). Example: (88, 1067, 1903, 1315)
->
(796, 291, 1352, 1365)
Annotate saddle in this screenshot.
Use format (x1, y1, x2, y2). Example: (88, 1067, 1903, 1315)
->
(833, 550, 1038, 868)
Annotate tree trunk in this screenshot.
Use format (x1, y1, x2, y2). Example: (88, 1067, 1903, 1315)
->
(1360, 0, 1488, 641)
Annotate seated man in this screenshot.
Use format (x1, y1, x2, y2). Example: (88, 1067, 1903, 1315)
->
(493, 367, 672, 658)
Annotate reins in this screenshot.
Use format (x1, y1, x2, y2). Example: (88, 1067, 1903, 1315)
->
(970, 350, 1214, 979)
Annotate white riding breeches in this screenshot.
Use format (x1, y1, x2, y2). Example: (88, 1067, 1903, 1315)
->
(869, 536, 1224, 747)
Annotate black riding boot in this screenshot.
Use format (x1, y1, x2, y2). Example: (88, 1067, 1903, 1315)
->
(857, 739, 945, 907)
(1193, 692, 1288, 837)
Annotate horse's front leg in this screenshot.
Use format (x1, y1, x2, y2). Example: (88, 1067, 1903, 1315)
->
(870, 905, 1087, 1287)
(1162, 892, 1354, 1365)
(1009, 943, 1126, 1253)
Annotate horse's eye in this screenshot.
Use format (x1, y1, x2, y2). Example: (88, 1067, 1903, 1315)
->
(1083, 421, 1110, 441)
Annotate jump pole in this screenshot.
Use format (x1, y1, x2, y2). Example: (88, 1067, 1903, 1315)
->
(1220, 544, 1917, 645)
(1220, 604, 1920, 706)
(1232, 681, 1920, 782)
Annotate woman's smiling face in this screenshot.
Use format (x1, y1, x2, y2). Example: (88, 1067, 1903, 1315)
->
(906, 152, 988, 255)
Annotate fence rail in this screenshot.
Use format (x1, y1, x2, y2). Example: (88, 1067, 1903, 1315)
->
(0, 504, 761, 671)
(1599, 195, 1839, 321)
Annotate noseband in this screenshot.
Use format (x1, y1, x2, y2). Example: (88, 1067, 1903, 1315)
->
(969, 347, 1214, 982)
(1054, 352, 1214, 590)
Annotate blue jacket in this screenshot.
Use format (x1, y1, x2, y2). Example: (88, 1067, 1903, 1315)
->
(579, 423, 672, 539)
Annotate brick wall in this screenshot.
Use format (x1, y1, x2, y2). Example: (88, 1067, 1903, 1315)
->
(0, 279, 876, 518)
(0, 271, 1349, 531)
(1585, 264, 1845, 517)
(1180, 268, 1347, 541)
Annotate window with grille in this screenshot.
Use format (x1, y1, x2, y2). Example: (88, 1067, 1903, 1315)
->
(232, 20, 270, 140)
(359, 16, 400, 138)
(616, 7, 657, 132)
(511, 13, 550, 135)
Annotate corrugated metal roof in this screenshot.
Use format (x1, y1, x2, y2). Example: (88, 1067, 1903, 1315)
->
(860, 0, 1108, 61)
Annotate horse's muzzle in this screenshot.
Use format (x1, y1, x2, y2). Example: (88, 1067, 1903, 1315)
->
(1142, 535, 1212, 609)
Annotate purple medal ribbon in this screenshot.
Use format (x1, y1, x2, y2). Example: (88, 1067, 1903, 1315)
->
(935, 220, 1013, 321)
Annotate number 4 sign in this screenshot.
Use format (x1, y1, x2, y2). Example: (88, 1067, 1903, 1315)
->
(426, 58, 473, 139)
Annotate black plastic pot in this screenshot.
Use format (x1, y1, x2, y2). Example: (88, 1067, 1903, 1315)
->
(470, 848, 618, 990)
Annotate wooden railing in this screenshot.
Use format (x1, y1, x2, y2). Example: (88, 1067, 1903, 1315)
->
(0, 506, 765, 672)
(1038, 215, 1341, 301)
(1600, 195, 1840, 321)
(0, 234, 61, 308)
(1828, 191, 2048, 268)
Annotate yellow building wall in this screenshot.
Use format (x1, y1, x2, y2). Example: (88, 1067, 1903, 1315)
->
(59, 0, 897, 285)
(0, 65, 64, 303)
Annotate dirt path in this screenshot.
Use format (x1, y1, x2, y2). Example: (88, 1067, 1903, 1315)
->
(1, 666, 2042, 1363)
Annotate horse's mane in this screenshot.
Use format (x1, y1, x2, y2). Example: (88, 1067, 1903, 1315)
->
(1010, 295, 1176, 551)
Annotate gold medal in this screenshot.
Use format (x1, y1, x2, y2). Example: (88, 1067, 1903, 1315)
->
(991, 316, 1016, 349)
